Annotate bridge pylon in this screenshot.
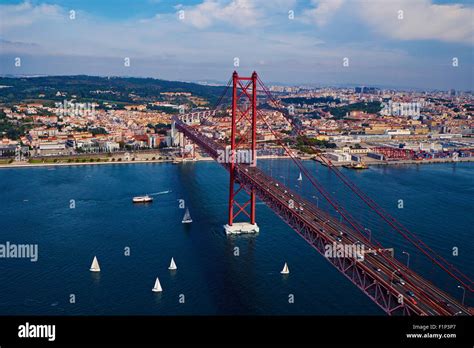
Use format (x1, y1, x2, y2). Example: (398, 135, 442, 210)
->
(224, 71, 259, 234)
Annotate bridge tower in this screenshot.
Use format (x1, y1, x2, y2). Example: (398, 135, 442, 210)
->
(224, 71, 260, 234)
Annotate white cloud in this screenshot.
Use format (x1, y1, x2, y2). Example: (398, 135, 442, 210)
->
(302, 0, 473, 45)
(356, 0, 473, 45)
(181, 0, 260, 29)
(180, 0, 297, 29)
(0, 1, 63, 30)
(303, 0, 345, 26)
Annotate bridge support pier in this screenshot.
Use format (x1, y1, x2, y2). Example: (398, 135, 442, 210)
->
(224, 222, 260, 235)
(223, 71, 259, 235)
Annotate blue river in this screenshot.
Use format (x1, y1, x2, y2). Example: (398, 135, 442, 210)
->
(0, 160, 472, 315)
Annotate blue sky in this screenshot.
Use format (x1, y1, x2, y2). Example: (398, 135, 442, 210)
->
(0, 0, 473, 90)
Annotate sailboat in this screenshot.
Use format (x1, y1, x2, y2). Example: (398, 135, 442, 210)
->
(89, 256, 100, 272)
(182, 208, 192, 224)
(152, 277, 162, 292)
(297, 172, 303, 181)
(280, 262, 290, 274)
(168, 257, 177, 270)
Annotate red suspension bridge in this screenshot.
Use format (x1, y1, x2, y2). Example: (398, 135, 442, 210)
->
(172, 71, 472, 316)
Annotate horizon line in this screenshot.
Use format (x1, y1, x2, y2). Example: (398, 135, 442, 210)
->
(0, 73, 471, 93)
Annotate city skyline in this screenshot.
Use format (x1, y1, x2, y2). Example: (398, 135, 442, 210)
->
(0, 0, 473, 90)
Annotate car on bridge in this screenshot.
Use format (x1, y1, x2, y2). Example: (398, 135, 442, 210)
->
(405, 290, 417, 304)
(395, 279, 406, 286)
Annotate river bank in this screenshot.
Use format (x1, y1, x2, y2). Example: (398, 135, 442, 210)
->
(0, 154, 293, 169)
(0, 158, 173, 169)
(1, 154, 472, 169)
(314, 157, 474, 167)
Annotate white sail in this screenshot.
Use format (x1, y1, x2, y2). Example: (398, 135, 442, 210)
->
(152, 277, 162, 292)
(89, 256, 100, 272)
(280, 262, 289, 274)
(168, 257, 177, 270)
(182, 208, 192, 223)
(297, 172, 303, 181)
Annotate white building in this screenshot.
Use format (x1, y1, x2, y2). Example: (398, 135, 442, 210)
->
(37, 142, 67, 155)
(419, 142, 443, 152)
(386, 129, 411, 136)
(324, 152, 352, 162)
(104, 141, 120, 152)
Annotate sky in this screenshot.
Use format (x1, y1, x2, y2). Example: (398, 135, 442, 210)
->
(0, 0, 473, 90)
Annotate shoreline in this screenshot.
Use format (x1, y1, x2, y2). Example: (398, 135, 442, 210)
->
(0, 154, 291, 169)
(0, 159, 174, 169)
(0, 155, 472, 169)
(365, 157, 474, 166)
(314, 157, 474, 167)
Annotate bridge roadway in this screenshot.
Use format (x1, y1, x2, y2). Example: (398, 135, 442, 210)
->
(174, 117, 471, 316)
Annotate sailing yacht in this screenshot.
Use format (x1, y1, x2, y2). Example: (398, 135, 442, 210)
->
(182, 208, 192, 223)
(280, 262, 289, 274)
(89, 256, 100, 272)
(152, 277, 162, 292)
(168, 257, 177, 270)
(297, 172, 303, 181)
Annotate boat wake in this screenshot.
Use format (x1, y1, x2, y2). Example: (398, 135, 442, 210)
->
(148, 190, 172, 196)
